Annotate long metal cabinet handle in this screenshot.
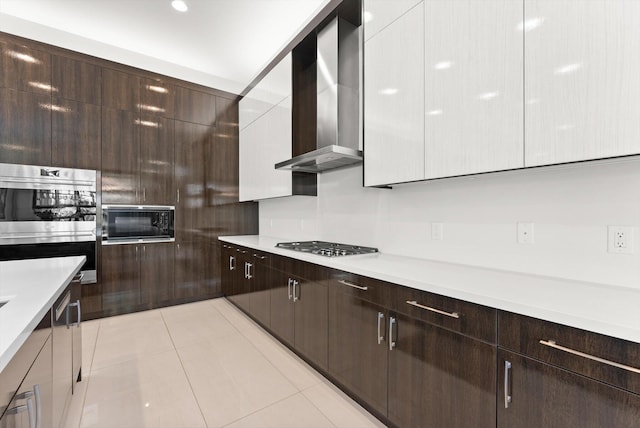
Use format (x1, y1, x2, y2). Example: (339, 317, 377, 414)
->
(34, 384, 41, 428)
(377, 312, 385, 344)
(539, 340, 640, 374)
(338, 280, 368, 291)
(246, 263, 253, 279)
(406, 300, 459, 319)
(504, 360, 512, 408)
(389, 316, 396, 351)
(287, 278, 292, 300)
(229, 255, 235, 271)
(177, 189, 180, 203)
(292, 280, 299, 302)
(143, 187, 146, 202)
(69, 300, 81, 327)
(26, 395, 36, 428)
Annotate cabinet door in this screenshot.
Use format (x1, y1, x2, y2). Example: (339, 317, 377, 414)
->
(248, 254, 271, 327)
(101, 244, 140, 315)
(364, 2, 425, 186)
(0, 41, 51, 94)
(328, 290, 388, 416)
(424, 0, 523, 178)
(239, 96, 292, 201)
(174, 241, 211, 300)
(388, 313, 496, 428)
(101, 107, 139, 204)
(269, 269, 295, 346)
(51, 98, 101, 170)
(363, 0, 423, 41)
(220, 244, 236, 297)
(140, 78, 175, 119)
(139, 116, 174, 205)
(293, 271, 329, 370)
(229, 250, 252, 312)
(51, 55, 101, 105)
(498, 349, 640, 428)
(208, 96, 239, 206)
(140, 242, 174, 308)
(525, 1, 640, 166)
(0, 88, 51, 165)
(102, 68, 140, 111)
(174, 86, 216, 126)
(174, 121, 212, 242)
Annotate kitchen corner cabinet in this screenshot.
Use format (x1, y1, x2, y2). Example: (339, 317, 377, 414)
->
(101, 242, 174, 315)
(497, 311, 640, 428)
(364, 2, 425, 187)
(524, 0, 640, 167)
(174, 86, 216, 126)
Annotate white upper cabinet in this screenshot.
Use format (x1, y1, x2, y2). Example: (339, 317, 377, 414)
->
(525, 0, 640, 166)
(363, 0, 423, 41)
(424, 0, 524, 179)
(239, 53, 292, 131)
(364, 2, 425, 187)
(239, 96, 293, 201)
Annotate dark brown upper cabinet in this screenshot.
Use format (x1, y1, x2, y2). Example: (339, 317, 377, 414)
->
(52, 97, 101, 170)
(102, 68, 140, 111)
(51, 55, 101, 105)
(0, 88, 51, 165)
(206, 96, 239, 206)
(174, 86, 216, 126)
(0, 40, 52, 94)
(140, 78, 175, 118)
(101, 107, 139, 204)
(139, 115, 175, 205)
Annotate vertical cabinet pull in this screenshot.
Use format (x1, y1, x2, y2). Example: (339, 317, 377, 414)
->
(377, 312, 385, 344)
(34, 384, 41, 428)
(504, 360, 512, 408)
(246, 263, 253, 279)
(177, 188, 180, 203)
(69, 301, 81, 327)
(26, 395, 36, 428)
(292, 280, 299, 302)
(287, 278, 293, 300)
(229, 255, 235, 271)
(389, 316, 396, 351)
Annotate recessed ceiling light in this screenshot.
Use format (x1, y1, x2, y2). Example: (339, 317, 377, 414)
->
(171, 0, 188, 12)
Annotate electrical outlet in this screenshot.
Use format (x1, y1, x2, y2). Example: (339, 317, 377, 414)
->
(608, 226, 634, 254)
(431, 222, 443, 241)
(517, 222, 535, 244)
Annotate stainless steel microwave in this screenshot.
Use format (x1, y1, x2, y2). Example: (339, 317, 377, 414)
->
(102, 205, 174, 244)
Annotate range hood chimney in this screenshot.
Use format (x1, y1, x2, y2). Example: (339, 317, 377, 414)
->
(275, 17, 362, 173)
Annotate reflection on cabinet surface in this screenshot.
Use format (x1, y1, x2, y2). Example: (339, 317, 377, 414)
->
(525, 0, 640, 167)
(52, 98, 101, 170)
(0, 40, 51, 94)
(101, 244, 140, 315)
(101, 107, 139, 204)
(139, 116, 175, 205)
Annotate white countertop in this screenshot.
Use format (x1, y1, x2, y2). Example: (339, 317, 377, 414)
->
(220, 235, 640, 344)
(0, 256, 85, 372)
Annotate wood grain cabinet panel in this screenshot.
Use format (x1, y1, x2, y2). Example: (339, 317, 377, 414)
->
(0, 41, 51, 94)
(139, 116, 174, 205)
(51, 98, 101, 170)
(424, 0, 524, 178)
(525, 0, 640, 166)
(293, 266, 329, 370)
(101, 107, 139, 204)
(51, 55, 101, 105)
(207, 96, 239, 206)
(388, 312, 497, 428)
(174, 240, 212, 300)
(102, 68, 140, 111)
(0, 88, 51, 165)
(497, 349, 640, 428)
(101, 244, 140, 316)
(174, 86, 216, 126)
(140, 78, 175, 118)
(140, 243, 174, 308)
(269, 267, 296, 346)
(248, 251, 272, 328)
(220, 243, 237, 298)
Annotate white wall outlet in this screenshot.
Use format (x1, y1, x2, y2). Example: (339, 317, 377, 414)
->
(608, 226, 634, 254)
(431, 222, 443, 241)
(517, 222, 535, 244)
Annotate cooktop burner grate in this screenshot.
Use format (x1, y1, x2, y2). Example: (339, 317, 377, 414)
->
(276, 241, 378, 257)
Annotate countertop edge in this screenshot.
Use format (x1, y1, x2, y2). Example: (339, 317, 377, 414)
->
(219, 235, 640, 344)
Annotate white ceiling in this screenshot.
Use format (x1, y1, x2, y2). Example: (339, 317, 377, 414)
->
(0, 0, 328, 94)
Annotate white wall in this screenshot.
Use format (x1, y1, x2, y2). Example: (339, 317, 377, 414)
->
(259, 157, 640, 289)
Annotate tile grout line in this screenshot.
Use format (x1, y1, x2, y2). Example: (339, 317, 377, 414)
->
(159, 307, 211, 428)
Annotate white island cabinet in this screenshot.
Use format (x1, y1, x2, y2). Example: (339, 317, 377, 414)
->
(239, 53, 293, 201)
(524, 0, 640, 166)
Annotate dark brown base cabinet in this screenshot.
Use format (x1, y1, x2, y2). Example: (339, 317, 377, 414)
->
(220, 245, 640, 428)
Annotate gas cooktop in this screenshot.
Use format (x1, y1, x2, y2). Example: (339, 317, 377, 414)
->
(276, 241, 379, 257)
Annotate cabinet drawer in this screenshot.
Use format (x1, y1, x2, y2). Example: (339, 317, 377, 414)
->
(328, 271, 390, 308)
(390, 285, 497, 343)
(270, 255, 328, 283)
(499, 311, 640, 395)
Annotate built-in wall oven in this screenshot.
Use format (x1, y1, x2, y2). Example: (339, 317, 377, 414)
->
(102, 205, 174, 244)
(0, 162, 97, 284)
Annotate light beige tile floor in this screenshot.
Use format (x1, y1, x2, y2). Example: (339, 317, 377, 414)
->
(65, 298, 387, 428)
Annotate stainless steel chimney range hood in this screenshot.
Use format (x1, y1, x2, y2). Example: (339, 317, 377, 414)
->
(275, 17, 362, 174)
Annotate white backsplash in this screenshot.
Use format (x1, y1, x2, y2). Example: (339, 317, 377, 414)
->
(259, 157, 640, 289)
